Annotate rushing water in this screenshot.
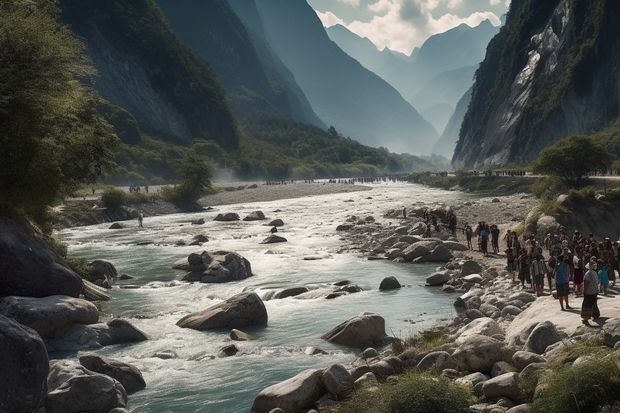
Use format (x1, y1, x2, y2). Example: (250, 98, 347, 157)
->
(56, 182, 472, 413)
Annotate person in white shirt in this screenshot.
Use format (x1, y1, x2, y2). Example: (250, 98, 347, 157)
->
(581, 257, 601, 325)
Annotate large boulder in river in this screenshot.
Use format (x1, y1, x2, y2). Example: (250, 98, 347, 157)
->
(321, 312, 386, 347)
(0, 217, 83, 298)
(177, 292, 268, 330)
(461, 260, 482, 276)
(243, 211, 266, 221)
(260, 235, 287, 244)
(379, 276, 401, 290)
(426, 244, 453, 262)
(46, 319, 148, 352)
(425, 271, 450, 286)
(181, 251, 253, 283)
(0, 295, 99, 339)
(46, 360, 127, 413)
(0, 315, 49, 413)
(86, 260, 118, 288)
(252, 369, 324, 413)
(268, 219, 284, 227)
(78, 353, 145, 394)
(214, 212, 240, 222)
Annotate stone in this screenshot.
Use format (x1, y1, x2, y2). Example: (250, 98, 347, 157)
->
(456, 317, 504, 344)
(321, 364, 353, 397)
(402, 244, 431, 261)
(525, 321, 563, 354)
(78, 353, 145, 394)
(461, 260, 483, 276)
(501, 306, 523, 317)
(274, 287, 309, 299)
(506, 404, 531, 413)
(508, 292, 536, 304)
(218, 344, 239, 357)
(268, 219, 284, 227)
(362, 347, 379, 358)
(452, 335, 510, 373)
(385, 248, 403, 259)
(0, 315, 49, 413)
(464, 274, 484, 284)
(244, 211, 266, 221)
(191, 218, 205, 225)
(321, 312, 386, 347)
(45, 319, 147, 352)
(336, 224, 354, 231)
(466, 309, 486, 320)
(0, 217, 83, 298)
(482, 372, 523, 403)
(455, 372, 489, 389)
(109, 223, 124, 229)
(480, 304, 501, 317)
(214, 213, 240, 222)
(512, 351, 546, 371)
(268, 409, 285, 413)
(304, 347, 327, 355)
(379, 276, 401, 290)
(46, 360, 127, 413)
(192, 234, 209, 244)
(602, 318, 620, 347)
(0, 295, 99, 339)
(353, 372, 378, 390)
(443, 241, 469, 251)
(177, 292, 268, 330)
(181, 251, 253, 283)
(416, 351, 457, 372)
(426, 271, 450, 286)
(426, 244, 453, 262)
(260, 235, 287, 244)
(230, 329, 256, 341)
(491, 361, 518, 377)
(252, 369, 324, 413)
(369, 360, 395, 378)
(87, 259, 118, 288)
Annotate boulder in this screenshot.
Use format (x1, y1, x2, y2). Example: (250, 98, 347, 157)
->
(244, 211, 266, 221)
(0, 315, 49, 413)
(426, 244, 453, 262)
(379, 276, 401, 290)
(191, 234, 209, 244)
(274, 287, 309, 299)
(461, 260, 483, 276)
(0, 217, 83, 298)
(501, 306, 523, 317)
(252, 369, 324, 413)
(353, 372, 378, 390)
(491, 361, 518, 377)
(507, 404, 531, 413)
(426, 271, 450, 286)
(416, 351, 457, 372)
(482, 372, 523, 402)
(87, 259, 118, 288)
(443, 241, 469, 251)
(385, 248, 403, 259)
(512, 351, 546, 371)
(452, 335, 510, 373)
(321, 364, 353, 397)
(508, 292, 536, 304)
(304, 347, 327, 355)
(268, 219, 284, 227)
(109, 223, 124, 229)
(466, 309, 486, 320)
(455, 372, 489, 389)
(45, 319, 147, 352)
(402, 244, 431, 261)
(525, 321, 563, 354)
(78, 353, 145, 394)
(321, 312, 386, 347)
(602, 318, 620, 347)
(214, 213, 240, 222)
(463, 274, 484, 284)
(336, 224, 354, 231)
(0, 295, 99, 339)
(230, 329, 256, 341)
(362, 348, 379, 359)
(177, 292, 268, 330)
(260, 235, 288, 244)
(456, 317, 504, 344)
(181, 251, 253, 283)
(218, 344, 239, 357)
(46, 360, 127, 413)
(191, 218, 205, 225)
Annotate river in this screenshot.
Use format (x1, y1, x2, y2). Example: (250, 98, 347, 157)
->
(56, 182, 472, 412)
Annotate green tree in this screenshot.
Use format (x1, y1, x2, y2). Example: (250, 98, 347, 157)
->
(0, 0, 118, 223)
(531, 135, 611, 188)
(163, 155, 213, 209)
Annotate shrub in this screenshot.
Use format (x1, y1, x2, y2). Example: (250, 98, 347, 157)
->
(402, 326, 451, 352)
(532, 354, 620, 413)
(101, 187, 127, 210)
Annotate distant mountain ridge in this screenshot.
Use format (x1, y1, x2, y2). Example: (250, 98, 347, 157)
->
(253, 0, 438, 154)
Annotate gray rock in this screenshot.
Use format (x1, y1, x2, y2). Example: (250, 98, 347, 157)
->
(461, 260, 483, 276)
(508, 292, 536, 304)
(268, 409, 285, 413)
(78, 353, 145, 394)
(274, 287, 309, 299)
(463, 274, 484, 284)
(252, 369, 324, 413)
(379, 276, 401, 290)
(87, 259, 118, 288)
(177, 292, 268, 330)
(268, 219, 284, 227)
(426, 244, 453, 262)
(0, 217, 83, 298)
(321, 312, 386, 347)
(466, 309, 486, 320)
(181, 250, 253, 283)
(321, 364, 353, 397)
(512, 351, 546, 371)
(362, 347, 379, 358)
(426, 271, 450, 286)
(443, 241, 469, 251)
(456, 318, 504, 345)
(46, 360, 127, 413)
(525, 321, 563, 354)
(109, 223, 124, 229)
(243, 211, 266, 221)
(0, 315, 49, 413)
(45, 319, 147, 352)
(482, 372, 523, 403)
(602, 318, 620, 347)
(0, 295, 99, 339)
(455, 372, 489, 389)
(480, 304, 501, 317)
(336, 224, 354, 231)
(506, 404, 531, 413)
(304, 347, 327, 356)
(218, 344, 239, 357)
(501, 305, 523, 317)
(385, 248, 403, 259)
(416, 351, 457, 372)
(452, 335, 511, 373)
(214, 213, 239, 222)
(491, 361, 518, 377)
(353, 372, 378, 390)
(369, 360, 395, 378)
(230, 329, 256, 341)
(261, 235, 287, 244)
(191, 218, 205, 225)
(402, 243, 433, 261)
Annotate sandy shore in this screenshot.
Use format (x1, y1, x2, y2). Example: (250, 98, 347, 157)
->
(199, 182, 372, 206)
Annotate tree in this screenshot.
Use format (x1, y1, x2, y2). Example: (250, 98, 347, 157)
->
(163, 155, 213, 210)
(0, 0, 118, 223)
(531, 135, 611, 188)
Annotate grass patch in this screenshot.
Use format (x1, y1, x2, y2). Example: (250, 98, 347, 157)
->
(411, 174, 535, 195)
(326, 371, 472, 413)
(400, 326, 452, 354)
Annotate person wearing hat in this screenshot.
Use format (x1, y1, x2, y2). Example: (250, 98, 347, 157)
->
(582, 257, 600, 324)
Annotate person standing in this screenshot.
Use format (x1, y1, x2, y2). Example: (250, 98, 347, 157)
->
(599, 260, 610, 295)
(530, 253, 549, 296)
(138, 210, 144, 228)
(582, 257, 601, 324)
(464, 223, 473, 250)
(554, 254, 572, 311)
(517, 249, 531, 288)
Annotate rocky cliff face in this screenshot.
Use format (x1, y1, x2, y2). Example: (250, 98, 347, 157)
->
(58, 0, 239, 149)
(454, 0, 620, 167)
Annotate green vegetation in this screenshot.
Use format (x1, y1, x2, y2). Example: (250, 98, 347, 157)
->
(161, 155, 214, 210)
(0, 0, 118, 225)
(328, 372, 472, 413)
(411, 173, 535, 195)
(100, 188, 128, 211)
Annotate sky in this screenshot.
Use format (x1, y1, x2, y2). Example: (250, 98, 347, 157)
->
(308, 0, 510, 55)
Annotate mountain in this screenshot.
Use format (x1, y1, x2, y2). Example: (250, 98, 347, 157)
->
(433, 88, 472, 159)
(57, 0, 239, 149)
(253, 0, 438, 154)
(155, 0, 323, 127)
(454, 0, 620, 167)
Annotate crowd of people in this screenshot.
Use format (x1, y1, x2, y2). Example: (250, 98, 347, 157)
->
(464, 224, 617, 325)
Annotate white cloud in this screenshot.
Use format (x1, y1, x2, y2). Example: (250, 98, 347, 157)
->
(315, 10, 345, 28)
(490, 0, 501, 5)
(448, 0, 463, 9)
(338, 0, 361, 6)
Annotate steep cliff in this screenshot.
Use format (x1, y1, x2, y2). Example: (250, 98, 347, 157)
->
(454, 0, 620, 167)
(433, 88, 472, 159)
(58, 0, 239, 149)
(156, 0, 323, 127)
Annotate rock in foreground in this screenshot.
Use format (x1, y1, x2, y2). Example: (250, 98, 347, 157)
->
(181, 251, 253, 283)
(252, 369, 324, 413)
(177, 292, 268, 330)
(321, 312, 386, 347)
(78, 353, 146, 394)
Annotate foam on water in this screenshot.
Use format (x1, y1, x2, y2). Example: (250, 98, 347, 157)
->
(56, 182, 471, 412)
